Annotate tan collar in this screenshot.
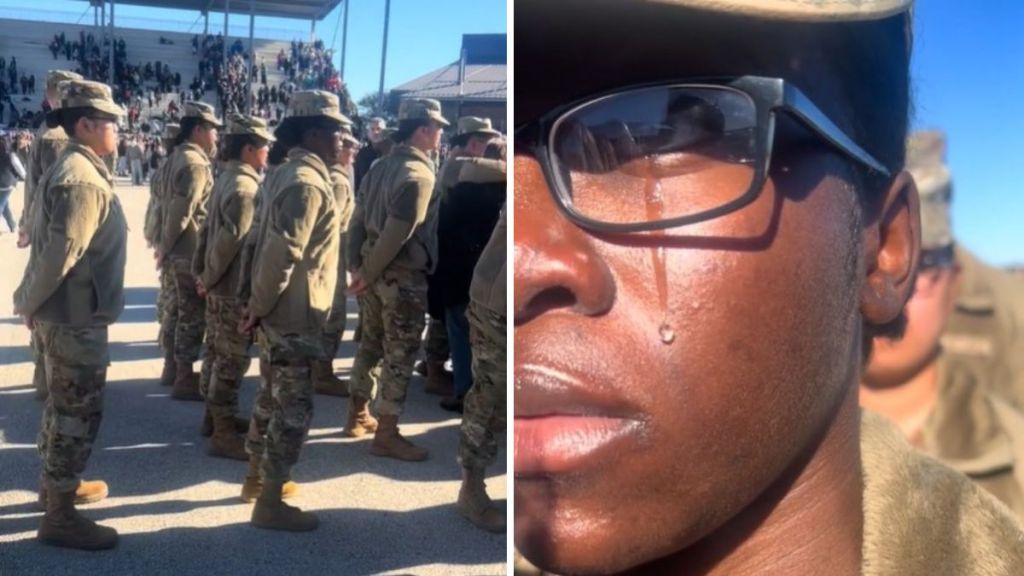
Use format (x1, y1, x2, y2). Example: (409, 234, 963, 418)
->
(921, 358, 1015, 477)
(67, 138, 113, 185)
(286, 147, 331, 183)
(226, 159, 260, 182)
(179, 141, 212, 164)
(394, 144, 435, 171)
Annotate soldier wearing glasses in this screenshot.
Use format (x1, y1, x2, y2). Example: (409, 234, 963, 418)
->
(861, 130, 1024, 520)
(13, 79, 126, 551)
(514, 1, 1024, 575)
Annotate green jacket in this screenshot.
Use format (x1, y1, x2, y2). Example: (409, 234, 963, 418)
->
(248, 148, 339, 333)
(941, 246, 1024, 410)
(143, 153, 173, 248)
(861, 410, 1024, 574)
(160, 142, 213, 262)
(195, 160, 261, 298)
(346, 144, 439, 285)
(13, 140, 127, 327)
(20, 123, 70, 236)
(920, 355, 1024, 520)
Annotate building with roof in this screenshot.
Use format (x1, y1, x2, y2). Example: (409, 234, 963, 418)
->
(388, 34, 506, 133)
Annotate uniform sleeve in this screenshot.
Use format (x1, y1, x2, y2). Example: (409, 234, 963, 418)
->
(458, 158, 507, 184)
(333, 174, 355, 232)
(21, 139, 66, 233)
(15, 185, 103, 316)
(160, 161, 209, 256)
(345, 180, 368, 272)
(358, 179, 431, 285)
(248, 185, 322, 318)
(191, 217, 210, 277)
(202, 186, 256, 290)
(235, 190, 264, 302)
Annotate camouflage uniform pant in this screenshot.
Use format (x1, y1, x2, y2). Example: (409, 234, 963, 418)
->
(158, 266, 176, 352)
(350, 270, 427, 416)
(248, 325, 318, 483)
(167, 257, 206, 363)
(204, 295, 252, 418)
(458, 303, 507, 471)
(35, 322, 109, 493)
(424, 317, 450, 364)
(30, 327, 46, 394)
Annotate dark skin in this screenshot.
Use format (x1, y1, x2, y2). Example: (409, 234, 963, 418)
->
(514, 4, 920, 575)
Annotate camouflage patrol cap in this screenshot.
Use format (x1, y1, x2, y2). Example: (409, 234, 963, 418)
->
(456, 116, 501, 138)
(906, 130, 953, 251)
(399, 98, 450, 126)
(341, 132, 360, 147)
(182, 101, 223, 128)
(46, 70, 83, 94)
(602, 0, 912, 21)
(46, 79, 126, 127)
(286, 90, 352, 127)
(226, 114, 276, 142)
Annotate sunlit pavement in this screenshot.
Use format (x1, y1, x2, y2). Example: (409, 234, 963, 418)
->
(0, 179, 506, 575)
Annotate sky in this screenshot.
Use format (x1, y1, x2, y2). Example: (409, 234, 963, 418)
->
(0, 0, 506, 112)
(910, 1, 1024, 266)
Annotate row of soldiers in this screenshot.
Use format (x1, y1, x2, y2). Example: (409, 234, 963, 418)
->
(13, 69, 507, 550)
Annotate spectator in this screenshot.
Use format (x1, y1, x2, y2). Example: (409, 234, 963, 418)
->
(0, 133, 24, 235)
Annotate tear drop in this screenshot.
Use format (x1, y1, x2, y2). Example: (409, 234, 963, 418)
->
(659, 323, 675, 345)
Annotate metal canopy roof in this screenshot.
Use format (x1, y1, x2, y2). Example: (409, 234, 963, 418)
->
(85, 0, 343, 21)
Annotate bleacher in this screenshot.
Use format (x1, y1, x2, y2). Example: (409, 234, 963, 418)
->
(0, 17, 294, 125)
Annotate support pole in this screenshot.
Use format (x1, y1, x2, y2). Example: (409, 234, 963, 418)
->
(340, 0, 349, 79)
(310, 19, 316, 43)
(377, 0, 391, 115)
(223, 0, 230, 73)
(247, 2, 254, 114)
(109, 0, 115, 86)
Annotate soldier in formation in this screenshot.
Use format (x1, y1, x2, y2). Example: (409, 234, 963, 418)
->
(345, 98, 448, 461)
(13, 79, 127, 550)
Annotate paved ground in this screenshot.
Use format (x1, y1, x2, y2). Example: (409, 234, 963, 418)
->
(0, 178, 507, 575)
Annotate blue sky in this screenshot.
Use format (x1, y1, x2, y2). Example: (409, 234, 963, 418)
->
(0, 0, 506, 111)
(911, 1, 1024, 266)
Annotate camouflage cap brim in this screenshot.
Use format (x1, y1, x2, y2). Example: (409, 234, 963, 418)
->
(637, 0, 911, 22)
(427, 109, 451, 127)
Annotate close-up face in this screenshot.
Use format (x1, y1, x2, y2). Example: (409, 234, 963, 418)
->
(243, 140, 271, 172)
(366, 119, 385, 143)
(195, 123, 219, 156)
(863, 263, 959, 387)
(338, 139, 358, 165)
(423, 121, 445, 151)
(466, 134, 496, 157)
(514, 3, 914, 574)
(79, 114, 119, 156)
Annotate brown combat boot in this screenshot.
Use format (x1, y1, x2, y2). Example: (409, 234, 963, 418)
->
(342, 396, 378, 438)
(37, 484, 118, 550)
(370, 415, 429, 461)
(208, 415, 248, 461)
(170, 361, 203, 401)
(200, 406, 249, 437)
(251, 480, 318, 532)
(37, 478, 109, 511)
(33, 359, 47, 401)
(158, 350, 176, 387)
(456, 468, 505, 533)
(423, 361, 454, 396)
(312, 360, 349, 397)
(240, 456, 298, 503)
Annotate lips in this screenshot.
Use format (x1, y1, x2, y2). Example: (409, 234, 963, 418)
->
(515, 363, 646, 476)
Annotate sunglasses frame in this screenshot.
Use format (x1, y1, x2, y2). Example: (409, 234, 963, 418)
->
(516, 76, 892, 233)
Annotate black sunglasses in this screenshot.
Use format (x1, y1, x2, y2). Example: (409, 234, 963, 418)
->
(516, 76, 892, 233)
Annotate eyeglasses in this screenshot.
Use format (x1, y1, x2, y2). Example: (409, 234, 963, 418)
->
(515, 76, 891, 233)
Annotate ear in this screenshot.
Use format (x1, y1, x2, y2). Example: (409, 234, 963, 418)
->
(860, 169, 920, 326)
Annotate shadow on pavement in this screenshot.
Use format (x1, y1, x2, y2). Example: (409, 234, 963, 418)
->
(0, 503, 505, 576)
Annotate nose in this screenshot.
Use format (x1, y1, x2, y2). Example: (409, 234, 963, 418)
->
(514, 154, 616, 325)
